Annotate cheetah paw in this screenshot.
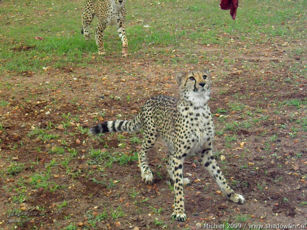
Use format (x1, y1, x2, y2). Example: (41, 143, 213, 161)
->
(121, 48, 128, 57)
(98, 50, 106, 55)
(141, 171, 153, 184)
(183, 178, 191, 186)
(172, 211, 187, 222)
(229, 193, 245, 204)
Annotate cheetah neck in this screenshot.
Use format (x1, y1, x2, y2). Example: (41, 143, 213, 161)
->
(181, 90, 210, 107)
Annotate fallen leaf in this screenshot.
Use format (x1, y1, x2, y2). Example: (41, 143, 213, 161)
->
(240, 142, 246, 148)
(292, 163, 299, 171)
(12, 156, 19, 161)
(34, 36, 44, 40)
(56, 124, 64, 130)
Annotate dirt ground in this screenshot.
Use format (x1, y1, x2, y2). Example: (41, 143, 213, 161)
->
(0, 40, 306, 229)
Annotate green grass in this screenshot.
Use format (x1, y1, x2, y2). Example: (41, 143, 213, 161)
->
(118, 152, 138, 165)
(0, 100, 9, 107)
(28, 161, 61, 191)
(227, 102, 245, 112)
(30, 173, 60, 191)
(88, 147, 137, 167)
(216, 108, 228, 114)
(64, 224, 77, 230)
(7, 163, 25, 176)
(299, 201, 307, 206)
(151, 206, 164, 215)
(235, 214, 250, 223)
(27, 128, 59, 142)
(57, 200, 68, 210)
(12, 192, 27, 204)
(283, 98, 307, 109)
(1, 0, 306, 73)
(85, 209, 108, 228)
(129, 188, 139, 199)
(111, 206, 125, 220)
(224, 121, 239, 132)
(84, 207, 122, 228)
(89, 149, 109, 161)
(225, 135, 237, 148)
(49, 146, 65, 155)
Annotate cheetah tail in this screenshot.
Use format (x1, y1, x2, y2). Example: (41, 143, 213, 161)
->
(90, 116, 141, 135)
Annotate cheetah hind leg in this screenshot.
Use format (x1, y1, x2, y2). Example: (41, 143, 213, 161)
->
(121, 47, 128, 57)
(138, 153, 153, 184)
(137, 134, 156, 184)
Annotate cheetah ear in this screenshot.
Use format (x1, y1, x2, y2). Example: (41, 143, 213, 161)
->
(175, 72, 185, 86)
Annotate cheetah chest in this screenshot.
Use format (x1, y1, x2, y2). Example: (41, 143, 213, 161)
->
(185, 109, 213, 154)
(108, 1, 124, 24)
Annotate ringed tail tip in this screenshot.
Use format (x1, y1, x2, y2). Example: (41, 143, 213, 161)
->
(90, 122, 109, 135)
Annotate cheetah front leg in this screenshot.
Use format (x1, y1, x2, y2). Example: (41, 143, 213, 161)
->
(171, 154, 187, 222)
(116, 17, 128, 57)
(95, 21, 107, 55)
(201, 146, 245, 204)
(81, 0, 94, 40)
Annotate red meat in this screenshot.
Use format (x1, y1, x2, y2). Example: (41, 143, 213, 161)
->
(220, 0, 238, 20)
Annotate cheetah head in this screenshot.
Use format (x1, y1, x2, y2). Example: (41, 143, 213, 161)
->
(176, 70, 211, 105)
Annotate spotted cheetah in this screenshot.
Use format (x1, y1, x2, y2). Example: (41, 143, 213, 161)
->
(90, 70, 245, 221)
(81, 0, 128, 56)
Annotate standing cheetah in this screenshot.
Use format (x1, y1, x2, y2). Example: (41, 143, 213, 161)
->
(81, 0, 128, 56)
(90, 70, 245, 221)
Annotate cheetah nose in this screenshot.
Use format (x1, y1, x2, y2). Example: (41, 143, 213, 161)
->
(199, 83, 205, 87)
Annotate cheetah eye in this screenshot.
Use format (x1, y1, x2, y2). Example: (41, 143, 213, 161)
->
(202, 75, 207, 80)
(189, 76, 195, 81)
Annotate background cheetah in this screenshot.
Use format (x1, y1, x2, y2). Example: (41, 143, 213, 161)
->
(81, 0, 128, 56)
(90, 70, 245, 221)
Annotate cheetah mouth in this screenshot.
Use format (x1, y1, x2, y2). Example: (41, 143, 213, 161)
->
(193, 87, 206, 93)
